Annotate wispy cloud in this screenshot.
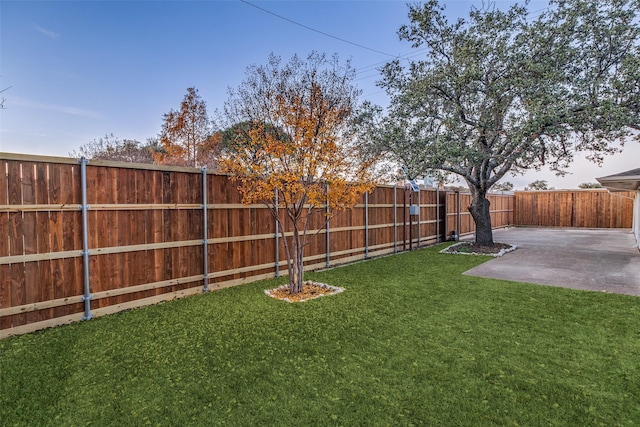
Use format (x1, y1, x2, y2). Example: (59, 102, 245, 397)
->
(12, 97, 105, 120)
(33, 24, 60, 39)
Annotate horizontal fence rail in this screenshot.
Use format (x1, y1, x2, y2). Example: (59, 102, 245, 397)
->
(0, 153, 518, 338)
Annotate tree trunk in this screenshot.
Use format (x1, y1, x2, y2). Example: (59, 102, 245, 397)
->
(289, 229, 304, 294)
(468, 189, 494, 246)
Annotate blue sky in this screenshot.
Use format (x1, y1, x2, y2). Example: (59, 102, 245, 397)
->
(1, 0, 638, 189)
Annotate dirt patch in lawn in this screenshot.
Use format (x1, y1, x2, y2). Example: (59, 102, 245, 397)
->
(265, 281, 344, 302)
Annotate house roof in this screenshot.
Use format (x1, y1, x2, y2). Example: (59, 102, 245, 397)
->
(597, 168, 640, 192)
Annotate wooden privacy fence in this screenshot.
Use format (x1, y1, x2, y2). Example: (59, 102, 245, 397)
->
(0, 153, 513, 338)
(445, 190, 514, 238)
(514, 190, 635, 228)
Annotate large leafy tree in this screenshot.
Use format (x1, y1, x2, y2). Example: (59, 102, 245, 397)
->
(155, 87, 218, 168)
(220, 52, 376, 295)
(371, 0, 639, 246)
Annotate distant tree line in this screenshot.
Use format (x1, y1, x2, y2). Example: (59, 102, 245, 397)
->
(71, 87, 223, 169)
(70, 134, 158, 163)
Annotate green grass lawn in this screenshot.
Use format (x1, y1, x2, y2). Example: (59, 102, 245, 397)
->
(2, 244, 639, 426)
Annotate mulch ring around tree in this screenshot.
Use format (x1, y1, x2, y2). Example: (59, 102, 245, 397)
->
(265, 281, 344, 303)
(440, 241, 517, 257)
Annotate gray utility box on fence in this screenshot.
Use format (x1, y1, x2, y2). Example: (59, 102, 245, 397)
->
(409, 205, 420, 216)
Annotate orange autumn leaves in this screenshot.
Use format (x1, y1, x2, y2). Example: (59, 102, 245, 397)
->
(220, 81, 375, 214)
(153, 87, 219, 168)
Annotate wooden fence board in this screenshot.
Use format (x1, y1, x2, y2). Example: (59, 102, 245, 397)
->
(0, 265, 10, 328)
(0, 160, 8, 258)
(514, 190, 634, 228)
(5, 162, 25, 327)
(21, 164, 39, 324)
(37, 163, 54, 321)
(55, 163, 82, 319)
(34, 165, 50, 322)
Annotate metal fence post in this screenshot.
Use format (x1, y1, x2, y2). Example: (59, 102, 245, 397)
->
(393, 184, 397, 253)
(202, 168, 209, 291)
(326, 183, 331, 268)
(443, 190, 448, 241)
(79, 157, 93, 320)
(274, 189, 280, 277)
(364, 191, 369, 259)
(417, 188, 421, 248)
(403, 186, 408, 252)
(409, 189, 413, 251)
(456, 190, 461, 238)
(436, 188, 440, 243)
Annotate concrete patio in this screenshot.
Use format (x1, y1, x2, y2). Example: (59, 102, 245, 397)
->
(464, 227, 640, 297)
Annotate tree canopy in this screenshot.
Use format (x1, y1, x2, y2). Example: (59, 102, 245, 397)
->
(367, 0, 639, 245)
(525, 180, 553, 191)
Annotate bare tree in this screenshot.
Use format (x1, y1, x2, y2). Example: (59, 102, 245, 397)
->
(0, 86, 12, 109)
(70, 134, 155, 163)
